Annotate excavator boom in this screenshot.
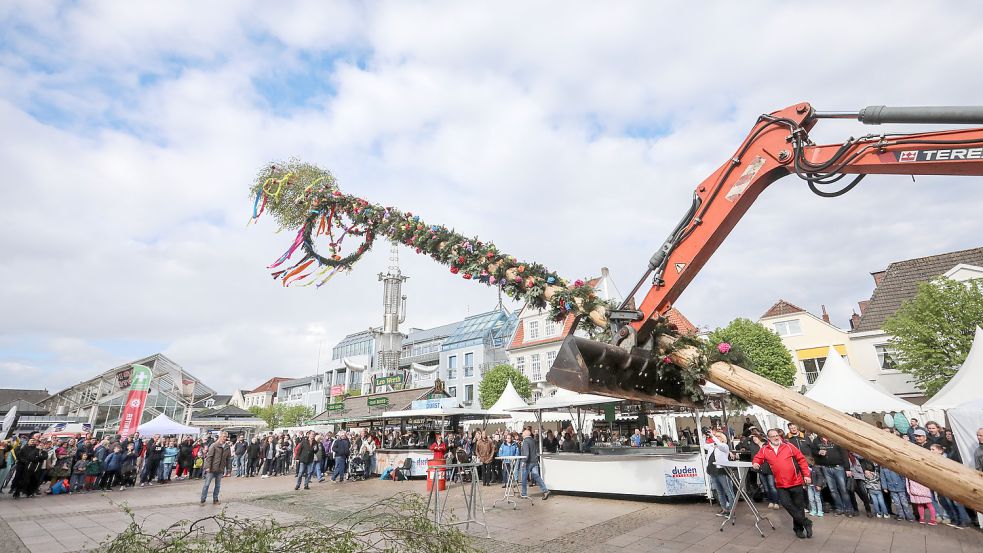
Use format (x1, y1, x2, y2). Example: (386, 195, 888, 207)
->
(546, 102, 983, 512)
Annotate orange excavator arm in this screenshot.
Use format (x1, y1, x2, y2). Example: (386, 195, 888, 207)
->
(623, 102, 983, 336)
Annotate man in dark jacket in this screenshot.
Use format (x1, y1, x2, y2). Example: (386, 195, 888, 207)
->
(330, 431, 351, 483)
(234, 436, 248, 477)
(200, 432, 232, 505)
(812, 435, 853, 516)
(246, 437, 260, 477)
(295, 433, 316, 490)
(11, 438, 44, 499)
(785, 424, 812, 456)
(519, 429, 550, 500)
(754, 429, 813, 539)
(141, 435, 163, 486)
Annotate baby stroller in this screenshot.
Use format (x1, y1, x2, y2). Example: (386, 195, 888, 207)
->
(348, 455, 366, 481)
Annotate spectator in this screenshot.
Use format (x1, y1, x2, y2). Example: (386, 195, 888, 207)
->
(498, 434, 519, 486)
(847, 453, 872, 517)
(234, 436, 248, 477)
(976, 427, 983, 472)
(803, 453, 825, 517)
(475, 431, 494, 486)
(862, 462, 889, 518)
(631, 429, 643, 448)
(906, 477, 937, 525)
(752, 428, 813, 539)
(912, 428, 929, 448)
(928, 443, 972, 527)
(786, 423, 812, 456)
(542, 430, 559, 454)
(200, 432, 232, 505)
(812, 435, 853, 516)
(294, 433, 315, 491)
(880, 464, 914, 521)
(907, 418, 924, 444)
(70, 453, 89, 494)
(924, 421, 949, 449)
(704, 429, 735, 516)
(330, 431, 351, 483)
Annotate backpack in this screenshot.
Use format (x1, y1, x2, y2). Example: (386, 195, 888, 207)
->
(51, 479, 70, 495)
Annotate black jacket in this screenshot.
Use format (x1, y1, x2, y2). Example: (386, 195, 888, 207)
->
(247, 442, 260, 459)
(297, 439, 316, 464)
(331, 438, 351, 458)
(812, 438, 846, 467)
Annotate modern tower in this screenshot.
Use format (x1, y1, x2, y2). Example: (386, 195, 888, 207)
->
(374, 243, 407, 391)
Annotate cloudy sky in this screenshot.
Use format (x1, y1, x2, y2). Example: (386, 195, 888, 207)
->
(3, 2, 983, 393)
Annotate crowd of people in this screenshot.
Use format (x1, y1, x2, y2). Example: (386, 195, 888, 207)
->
(704, 417, 983, 539)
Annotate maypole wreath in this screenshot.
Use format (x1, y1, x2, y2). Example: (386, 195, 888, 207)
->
(248, 159, 610, 331)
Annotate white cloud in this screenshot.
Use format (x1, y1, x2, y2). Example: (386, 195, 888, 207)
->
(2, 2, 983, 392)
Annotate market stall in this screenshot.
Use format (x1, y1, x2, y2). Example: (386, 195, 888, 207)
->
(509, 391, 708, 498)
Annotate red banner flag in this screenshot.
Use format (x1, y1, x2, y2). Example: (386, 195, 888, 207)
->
(118, 364, 153, 438)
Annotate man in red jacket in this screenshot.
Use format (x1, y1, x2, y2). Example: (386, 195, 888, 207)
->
(753, 428, 813, 539)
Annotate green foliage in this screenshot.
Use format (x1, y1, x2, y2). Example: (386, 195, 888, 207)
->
(282, 405, 315, 427)
(478, 364, 533, 408)
(882, 277, 983, 396)
(708, 318, 796, 386)
(248, 404, 313, 429)
(100, 492, 478, 553)
(248, 405, 281, 430)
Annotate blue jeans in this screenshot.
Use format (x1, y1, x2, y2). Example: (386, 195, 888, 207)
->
(869, 488, 888, 515)
(759, 473, 779, 503)
(200, 472, 222, 502)
(711, 473, 735, 510)
(235, 454, 246, 476)
(938, 494, 971, 526)
(309, 460, 323, 481)
(296, 462, 312, 488)
(807, 486, 823, 513)
(159, 462, 173, 482)
(889, 490, 914, 520)
(520, 463, 548, 496)
(821, 466, 851, 513)
(331, 457, 347, 481)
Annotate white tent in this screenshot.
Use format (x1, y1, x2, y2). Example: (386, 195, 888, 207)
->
(486, 380, 528, 415)
(946, 397, 983, 527)
(922, 326, 983, 410)
(137, 414, 201, 436)
(806, 346, 914, 414)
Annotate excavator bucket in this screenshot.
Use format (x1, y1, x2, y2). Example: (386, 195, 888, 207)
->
(547, 335, 693, 406)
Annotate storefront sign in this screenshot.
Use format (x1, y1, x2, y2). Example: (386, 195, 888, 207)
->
(410, 397, 457, 410)
(374, 375, 403, 387)
(326, 402, 346, 411)
(117, 364, 153, 438)
(116, 368, 132, 389)
(367, 397, 389, 407)
(330, 385, 344, 396)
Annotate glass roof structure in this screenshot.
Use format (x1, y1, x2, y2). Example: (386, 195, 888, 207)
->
(441, 308, 517, 351)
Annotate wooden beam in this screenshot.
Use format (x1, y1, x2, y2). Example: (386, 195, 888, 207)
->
(706, 360, 983, 513)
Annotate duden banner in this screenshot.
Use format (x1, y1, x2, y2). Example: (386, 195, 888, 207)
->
(117, 364, 153, 438)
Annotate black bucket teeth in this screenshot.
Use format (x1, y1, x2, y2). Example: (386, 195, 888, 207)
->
(546, 335, 693, 407)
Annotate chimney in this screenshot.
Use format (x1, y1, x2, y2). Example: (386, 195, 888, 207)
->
(850, 310, 861, 330)
(871, 270, 886, 287)
(858, 300, 869, 314)
(821, 305, 830, 324)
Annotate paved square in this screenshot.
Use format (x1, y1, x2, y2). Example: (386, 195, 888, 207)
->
(1, 476, 980, 552)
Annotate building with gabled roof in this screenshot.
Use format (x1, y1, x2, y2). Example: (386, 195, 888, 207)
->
(758, 300, 852, 389)
(848, 246, 983, 403)
(243, 377, 296, 409)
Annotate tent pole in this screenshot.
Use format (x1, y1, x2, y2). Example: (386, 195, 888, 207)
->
(693, 407, 711, 500)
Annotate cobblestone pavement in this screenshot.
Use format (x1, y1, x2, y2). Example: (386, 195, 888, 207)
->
(1, 475, 980, 552)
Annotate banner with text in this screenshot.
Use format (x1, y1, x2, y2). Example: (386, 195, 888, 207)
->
(117, 364, 153, 438)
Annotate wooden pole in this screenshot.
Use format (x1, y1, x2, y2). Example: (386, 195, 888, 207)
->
(705, 360, 983, 513)
(653, 335, 983, 512)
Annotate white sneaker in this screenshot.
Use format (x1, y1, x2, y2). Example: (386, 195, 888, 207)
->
(119, 486, 125, 491)
(261, 475, 269, 479)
